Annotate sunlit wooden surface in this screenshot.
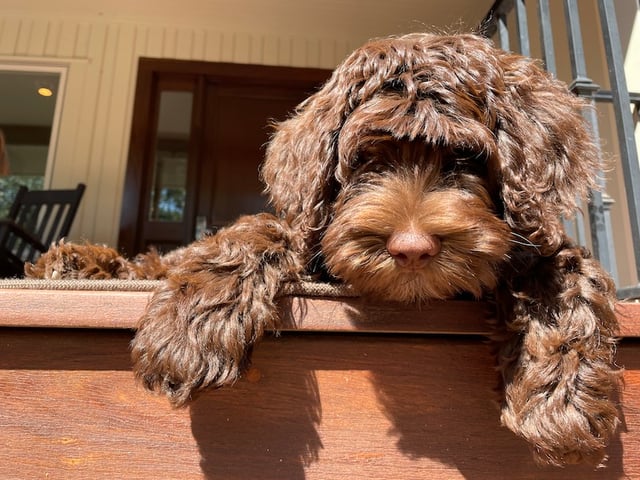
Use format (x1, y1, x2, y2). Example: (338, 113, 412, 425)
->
(1, 284, 639, 479)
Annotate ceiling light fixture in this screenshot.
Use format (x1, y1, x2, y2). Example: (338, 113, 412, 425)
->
(37, 86, 53, 97)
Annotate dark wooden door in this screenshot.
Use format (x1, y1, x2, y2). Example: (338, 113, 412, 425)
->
(119, 58, 330, 255)
(198, 83, 315, 232)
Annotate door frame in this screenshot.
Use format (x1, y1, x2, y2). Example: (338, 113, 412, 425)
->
(118, 57, 330, 255)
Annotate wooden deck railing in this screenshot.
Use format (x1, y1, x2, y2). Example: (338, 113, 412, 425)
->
(1, 281, 639, 479)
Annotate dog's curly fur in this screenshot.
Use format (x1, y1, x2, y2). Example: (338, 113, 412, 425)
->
(25, 239, 181, 280)
(27, 33, 619, 466)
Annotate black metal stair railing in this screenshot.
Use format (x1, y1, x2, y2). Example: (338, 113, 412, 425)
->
(481, 0, 640, 298)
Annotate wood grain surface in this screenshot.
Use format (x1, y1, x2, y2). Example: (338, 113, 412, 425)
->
(1, 287, 639, 336)
(1, 287, 639, 479)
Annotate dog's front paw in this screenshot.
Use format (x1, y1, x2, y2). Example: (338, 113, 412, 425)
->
(131, 274, 269, 406)
(130, 214, 301, 405)
(501, 370, 620, 466)
(498, 244, 620, 466)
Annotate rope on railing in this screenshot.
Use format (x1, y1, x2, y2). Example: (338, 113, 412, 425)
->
(0, 278, 358, 298)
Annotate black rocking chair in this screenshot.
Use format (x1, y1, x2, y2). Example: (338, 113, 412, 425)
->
(0, 183, 86, 278)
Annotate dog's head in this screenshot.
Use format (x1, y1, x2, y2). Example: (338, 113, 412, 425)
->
(262, 33, 599, 301)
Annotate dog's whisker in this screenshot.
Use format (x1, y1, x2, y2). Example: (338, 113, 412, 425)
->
(509, 232, 541, 253)
(308, 249, 324, 264)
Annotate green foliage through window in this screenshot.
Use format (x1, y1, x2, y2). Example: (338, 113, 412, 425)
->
(0, 176, 44, 218)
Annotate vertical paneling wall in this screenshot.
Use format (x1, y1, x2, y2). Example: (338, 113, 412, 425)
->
(0, 14, 353, 247)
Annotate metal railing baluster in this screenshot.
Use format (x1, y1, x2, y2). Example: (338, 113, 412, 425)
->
(563, 0, 616, 278)
(480, 0, 640, 296)
(597, 0, 640, 296)
(514, 0, 530, 56)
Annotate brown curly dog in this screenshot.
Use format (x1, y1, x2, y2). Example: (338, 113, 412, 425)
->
(27, 33, 619, 467)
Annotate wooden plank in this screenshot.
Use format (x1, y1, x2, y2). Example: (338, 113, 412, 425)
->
(43, 19, 62, 57)
(25, 18, 48, 56)
(0, 16, 20, 55)
(190, 28, 205, 61)
(233, 32, 252, 64)
(219, 31, 235, 63)
(161, 26, 178, 59)
(0, 286, 639, 336)
(202, 28, 223, 62)
(0, 289, 149, 329)
(56, 20, 78, 58)
(13, 18, 32, 56)
(616, 301, 640, 337)
(73, 22, 91, 58)
(175, 27, 195, 60)
(95, 22, 137, 245)
(281, 296, 494, 334)
(145, 25, 164, 58)
(0, 288, 492, 334)
(262, 34, 280, 65)
(318, 37, 336, 69)
(0, 328, 637, 479)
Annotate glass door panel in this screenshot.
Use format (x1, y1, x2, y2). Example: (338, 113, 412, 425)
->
(148, 90, 192, 222)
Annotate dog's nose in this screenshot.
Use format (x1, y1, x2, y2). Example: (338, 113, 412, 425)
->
(386, 230, 441, 269)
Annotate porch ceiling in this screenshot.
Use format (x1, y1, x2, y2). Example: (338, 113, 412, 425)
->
(4, 0, 496, 38)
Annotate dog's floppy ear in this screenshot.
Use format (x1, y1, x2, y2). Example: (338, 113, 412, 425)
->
(261, 76, 347, 240)
(261, 39, 399, 241)
(494, 53, 600, 255)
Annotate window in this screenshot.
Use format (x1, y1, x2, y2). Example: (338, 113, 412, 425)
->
(0, 66, 66, 217)
(148, 90, 193, 222)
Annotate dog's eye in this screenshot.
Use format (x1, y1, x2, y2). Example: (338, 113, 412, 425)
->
(357, 157, 387, 175)
(382, 77, 406, 94)
(444, 148, 489, 177)
(452, 147, 484, 161)
(348, 153, 381, 178)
